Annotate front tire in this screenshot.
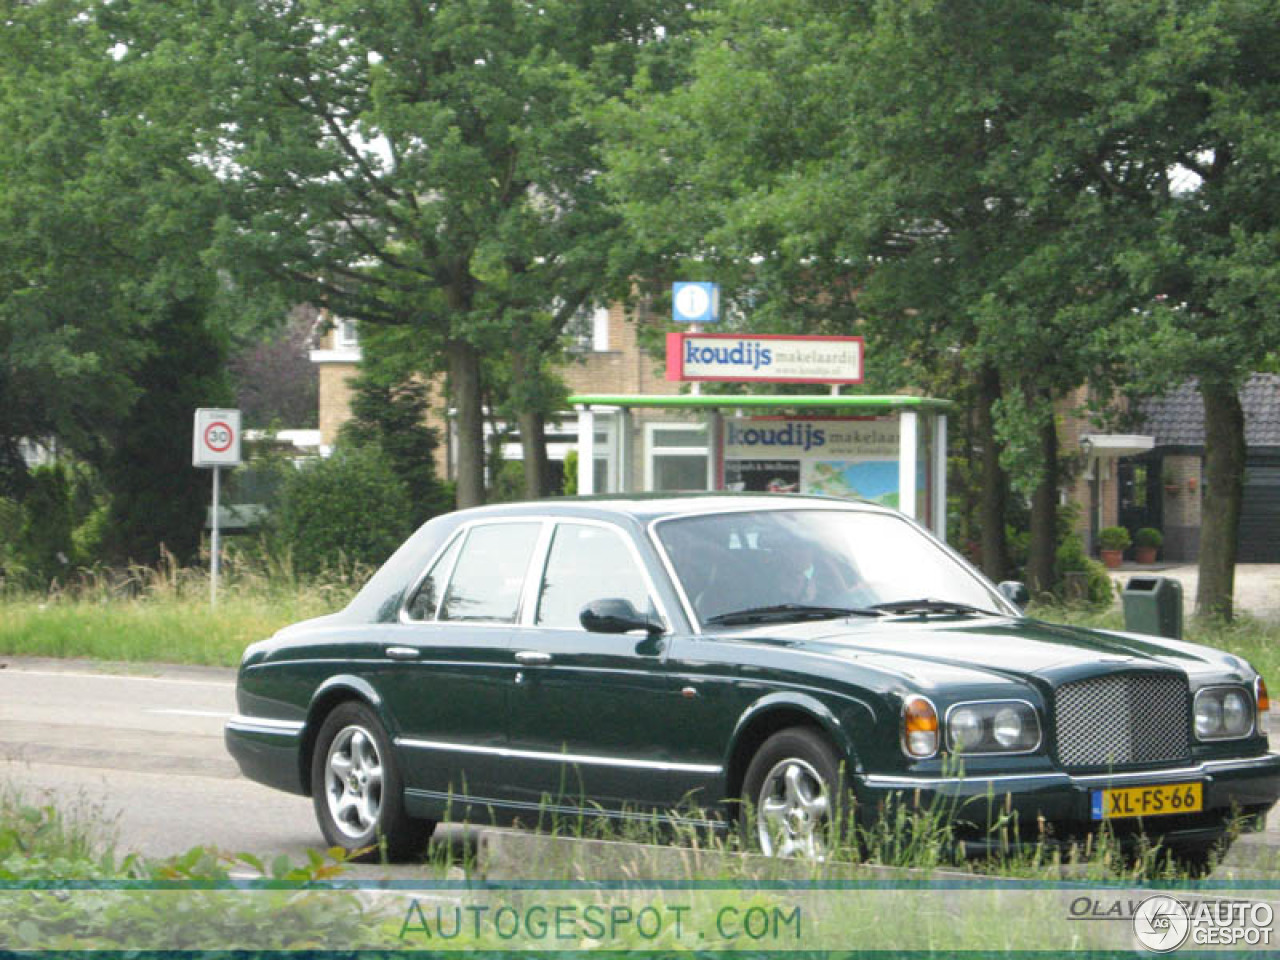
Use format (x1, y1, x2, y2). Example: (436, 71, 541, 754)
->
(741, 727, 847, 859)
(310, 701, 434, 861)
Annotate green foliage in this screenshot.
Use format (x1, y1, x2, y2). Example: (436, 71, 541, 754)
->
(1056, 535, 1116, 609)
(1135, 527, 1163, 549)
(488, 459, 528, 505)
(1099, 526, 1132, 552)
(0, 793, 399, 950)
(0, 0, 228, 499)
(99, 297, 232, 566)
(339, 323, 452, 523)
(273, 445, 415, 576)
(4, 462, 104, 585)
(562, 449, 579, 496)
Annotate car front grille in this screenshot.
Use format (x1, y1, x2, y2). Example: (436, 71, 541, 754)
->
(1053, 672, 1190, 770)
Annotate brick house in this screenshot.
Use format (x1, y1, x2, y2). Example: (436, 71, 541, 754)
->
(1062, 376, 1280, 563)
(309, 303, 718, 493)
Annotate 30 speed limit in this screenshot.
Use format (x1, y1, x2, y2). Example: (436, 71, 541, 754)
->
(193, 409, 242, 467)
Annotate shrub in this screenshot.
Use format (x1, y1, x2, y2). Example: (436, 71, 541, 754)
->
(1098, 526, 1131, 551)
(272, 444, 415, 575)
(1134, 527, 1163, 549)
(562, 449, 578, 496)
(1055, 534, 1115, 608)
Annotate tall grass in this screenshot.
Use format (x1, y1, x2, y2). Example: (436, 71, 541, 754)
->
(0, 548, 367, 667)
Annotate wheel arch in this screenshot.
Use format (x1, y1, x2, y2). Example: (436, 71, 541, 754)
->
(299, 675, 388, 797)
(722, 692, 861, 809)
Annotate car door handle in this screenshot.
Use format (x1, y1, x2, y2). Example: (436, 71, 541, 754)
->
(515, 650, 552, 665)
(385, 646, 420, 661)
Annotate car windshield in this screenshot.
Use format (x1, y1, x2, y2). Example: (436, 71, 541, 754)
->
(655, 508, 1008, 627)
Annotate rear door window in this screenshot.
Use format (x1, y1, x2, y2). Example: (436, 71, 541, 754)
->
(438, 522, 542, 623)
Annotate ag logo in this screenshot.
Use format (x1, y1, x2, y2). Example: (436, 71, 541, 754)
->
(1133, 896, 1189, 952)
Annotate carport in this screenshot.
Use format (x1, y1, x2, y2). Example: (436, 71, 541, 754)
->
(570, 393, 953, 540)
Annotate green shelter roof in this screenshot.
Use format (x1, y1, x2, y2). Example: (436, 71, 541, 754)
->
(568, 393, 952, 411)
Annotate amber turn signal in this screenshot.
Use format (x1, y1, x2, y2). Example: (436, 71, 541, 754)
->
(1258, 677, 1270, 735)
(902, 696, 939, 758)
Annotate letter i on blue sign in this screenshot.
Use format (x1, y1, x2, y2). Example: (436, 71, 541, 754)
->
(672, 283, 720, 325)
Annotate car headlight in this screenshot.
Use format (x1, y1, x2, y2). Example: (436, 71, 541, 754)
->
(945, 700, 1040, 754)
(901, 695, 939, 759)
(1194, 686, 1255, 741)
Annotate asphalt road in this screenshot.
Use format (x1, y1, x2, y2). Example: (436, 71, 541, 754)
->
(0, 657, 329, 861)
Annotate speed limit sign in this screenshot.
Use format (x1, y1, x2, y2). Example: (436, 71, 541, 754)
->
(193, 409, 242, 467)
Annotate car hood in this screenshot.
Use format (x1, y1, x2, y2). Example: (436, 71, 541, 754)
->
(719, 615, 1253, 689)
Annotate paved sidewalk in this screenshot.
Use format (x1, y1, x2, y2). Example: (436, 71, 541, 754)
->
(1108, 563, 1280, 622)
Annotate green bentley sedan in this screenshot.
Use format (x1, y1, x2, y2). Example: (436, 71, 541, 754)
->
(226, 495, 1280, 863)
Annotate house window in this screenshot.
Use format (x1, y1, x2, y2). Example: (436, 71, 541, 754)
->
(566, 305, 610, 353)
(645, 423, 708, 492)
(335, 318, 358, 348)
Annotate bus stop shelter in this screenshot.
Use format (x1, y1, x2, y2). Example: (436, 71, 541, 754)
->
(570, 393, 953, 541)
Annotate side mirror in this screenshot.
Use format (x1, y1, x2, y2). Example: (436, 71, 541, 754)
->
(998, 581, 1030, 611)
(580, 598, 662, 636)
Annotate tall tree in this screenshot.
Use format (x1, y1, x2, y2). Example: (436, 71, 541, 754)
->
(192, 0, 691, 507)
(0, 0, 233, 564)
(603, 0, 1128, 590)
(1049, 0, 1280, 618)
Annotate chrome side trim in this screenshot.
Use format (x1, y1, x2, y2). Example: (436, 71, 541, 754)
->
(226, 716, 305, 736)
(395, 737, 722, 775)
(861, 753, 1280, 790)
(405, 788, 724, 830)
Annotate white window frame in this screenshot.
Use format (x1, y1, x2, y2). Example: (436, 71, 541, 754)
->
(336, 317, 358, 348)
(590, 306, 610, 352)
(644, 422, 709, 492)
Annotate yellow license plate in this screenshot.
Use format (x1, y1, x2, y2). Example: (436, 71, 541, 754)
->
(1091, 782, 1203, 820)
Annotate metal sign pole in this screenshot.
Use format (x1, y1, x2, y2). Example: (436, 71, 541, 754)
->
(210, 465, 221, 607)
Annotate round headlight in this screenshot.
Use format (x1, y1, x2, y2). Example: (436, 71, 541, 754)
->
(949, 707, 983, 751)
(1223, 690, 1251, 735)
(992, 707, 1024, 747)
(1196, 696, 1224, 738)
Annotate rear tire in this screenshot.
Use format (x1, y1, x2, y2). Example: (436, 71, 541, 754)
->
(310, 701, 435, 861)
(741, 727, 848, 859)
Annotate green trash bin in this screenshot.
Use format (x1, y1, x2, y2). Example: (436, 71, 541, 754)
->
(1122, 576, 1183, 640)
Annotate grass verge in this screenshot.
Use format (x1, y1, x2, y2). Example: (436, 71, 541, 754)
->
(0, 554, 356, 667)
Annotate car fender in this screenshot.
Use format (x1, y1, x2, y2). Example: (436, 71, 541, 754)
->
(722, 691, 865, 793)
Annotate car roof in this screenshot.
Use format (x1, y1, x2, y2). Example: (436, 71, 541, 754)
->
(443, 492, 891, 526)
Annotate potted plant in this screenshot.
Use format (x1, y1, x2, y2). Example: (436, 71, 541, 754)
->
(1163, 466, 1180, 496)
(1099, 526, 1131, 568)
(1134, 527, 1162, 564)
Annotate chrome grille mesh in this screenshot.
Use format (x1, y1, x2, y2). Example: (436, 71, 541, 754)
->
(1054, 672, 1190, 769)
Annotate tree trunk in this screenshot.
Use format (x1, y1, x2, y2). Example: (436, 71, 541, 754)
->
(519, 408, 549, 499)
(1196, 380, 1244, 620)
(1026, 406, 1059, 597)
(447, 338, 486, 509)
(975, 365, 1010, 581)
(509, 346, 552, 499)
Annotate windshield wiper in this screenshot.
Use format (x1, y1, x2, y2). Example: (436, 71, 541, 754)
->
(870, 598, 994, 617)
(704, 603, 884, 626)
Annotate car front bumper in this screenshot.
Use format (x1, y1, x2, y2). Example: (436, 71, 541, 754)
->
(858, 752, 1280, 845)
